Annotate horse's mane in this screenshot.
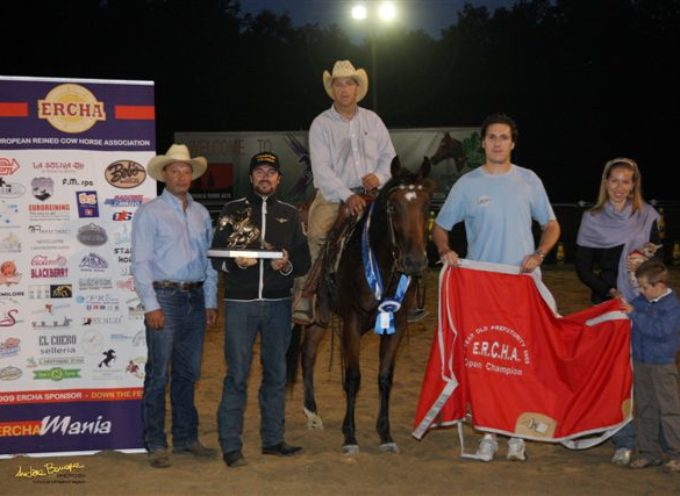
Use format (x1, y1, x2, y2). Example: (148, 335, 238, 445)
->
(365, 166, 424, 244)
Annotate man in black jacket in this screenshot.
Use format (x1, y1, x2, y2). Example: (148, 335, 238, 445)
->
(212, 151, 310, 468)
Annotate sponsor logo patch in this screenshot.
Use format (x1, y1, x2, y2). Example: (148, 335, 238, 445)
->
(104, 160, 146, 189)
(76, 190, 99, 218)
(31, 177, 54, 201)
(0, 177, 26, 198)
(77, 223, 107, 246)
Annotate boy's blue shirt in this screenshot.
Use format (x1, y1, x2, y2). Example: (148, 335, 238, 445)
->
(629, 288, 680, 364)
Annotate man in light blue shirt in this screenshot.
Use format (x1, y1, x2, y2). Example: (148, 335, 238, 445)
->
(131, 144, 218, 468)
(432, 114, 560, 463)
(293, 60, 396, 324)
(433, 114, 559, 272)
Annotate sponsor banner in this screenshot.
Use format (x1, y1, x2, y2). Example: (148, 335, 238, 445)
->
(0, 400, 143, 454)
(412, 262, 632, 445)
(175, 127, 479, 210)
(0, 76, 155, 151)
(0, 76, 155, 456)
(0, 387, 142, 405)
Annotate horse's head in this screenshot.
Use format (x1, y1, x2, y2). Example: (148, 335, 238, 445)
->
(216, 214, 234, 231)
(379, 156, 432, 276)
(430, 132, 466, 170)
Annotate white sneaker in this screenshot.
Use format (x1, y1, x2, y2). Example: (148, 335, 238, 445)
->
(611, 448, 632, 466)
(475, 434, 498, 462)
(507, 437, 526, 461)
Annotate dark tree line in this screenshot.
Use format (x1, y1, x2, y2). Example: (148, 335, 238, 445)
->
(2, 0, 679, 201)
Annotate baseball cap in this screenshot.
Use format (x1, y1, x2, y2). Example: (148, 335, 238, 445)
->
(249, 152, 281, 173)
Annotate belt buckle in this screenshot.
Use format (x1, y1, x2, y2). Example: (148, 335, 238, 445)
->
(153, 280, 202, 291)
(180, 281, 202, 291)
(154, 281, 179, 290)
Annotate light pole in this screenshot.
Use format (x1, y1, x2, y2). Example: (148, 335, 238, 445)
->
(351, 1, 397, 112)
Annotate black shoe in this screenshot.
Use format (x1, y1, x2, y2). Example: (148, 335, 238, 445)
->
(262, 441, 302, 457)
(223, 450, 247, 467)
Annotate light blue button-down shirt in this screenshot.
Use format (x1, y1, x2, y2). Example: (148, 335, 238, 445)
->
(309, 105, 395, 202)
(131, 188, 218, 312)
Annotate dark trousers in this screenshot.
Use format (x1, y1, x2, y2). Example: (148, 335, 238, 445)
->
(634, 361, 680, 460)
(143, 287, 206, 451)
(217, 298, 292, 453)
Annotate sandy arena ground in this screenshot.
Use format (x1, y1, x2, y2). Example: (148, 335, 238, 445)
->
(2, 266, 680, 495)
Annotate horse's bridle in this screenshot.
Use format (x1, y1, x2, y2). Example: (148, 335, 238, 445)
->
(383, 183, 429, 274)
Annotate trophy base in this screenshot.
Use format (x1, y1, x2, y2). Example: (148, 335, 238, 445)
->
(207, 249, 284, 259)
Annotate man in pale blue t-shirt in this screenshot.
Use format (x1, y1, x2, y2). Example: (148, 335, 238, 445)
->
(432, 114, 561, 462)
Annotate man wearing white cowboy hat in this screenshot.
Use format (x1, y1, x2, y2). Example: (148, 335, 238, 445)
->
(131, 143, 218, 468)
(293, 59, 396, 325)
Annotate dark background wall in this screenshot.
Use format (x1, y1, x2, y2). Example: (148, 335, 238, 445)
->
(2, 0, 679, 216)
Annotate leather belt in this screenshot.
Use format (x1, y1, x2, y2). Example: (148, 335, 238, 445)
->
(152, 280, 204, 291)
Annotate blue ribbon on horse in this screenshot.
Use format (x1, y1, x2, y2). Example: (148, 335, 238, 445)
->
(361, 202, 412, 335)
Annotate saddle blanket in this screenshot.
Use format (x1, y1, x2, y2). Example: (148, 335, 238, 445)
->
(412, 260, 632, 447)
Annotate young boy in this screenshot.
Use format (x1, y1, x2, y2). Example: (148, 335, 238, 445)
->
(622, 259, 680, 472)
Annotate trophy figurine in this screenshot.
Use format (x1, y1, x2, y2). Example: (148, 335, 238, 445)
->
(208, 207, 283, 259)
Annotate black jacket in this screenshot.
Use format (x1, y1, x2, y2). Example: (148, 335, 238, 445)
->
(575, 220, 661, 304)
(211, 191, 310, 300)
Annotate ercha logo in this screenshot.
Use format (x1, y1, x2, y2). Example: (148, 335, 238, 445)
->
(38, 84, 106, 133)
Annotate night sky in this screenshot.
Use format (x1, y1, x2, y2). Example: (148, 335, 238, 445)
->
(241, 0, 518, 38)
(1, 1, 676, 222)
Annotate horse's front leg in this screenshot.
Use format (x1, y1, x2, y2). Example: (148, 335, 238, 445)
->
(341, 317, 362, 454)
(376, 318, 407, 453)
(301, 324, 326, 430)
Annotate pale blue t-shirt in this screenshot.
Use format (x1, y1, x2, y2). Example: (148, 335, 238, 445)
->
(436, 164, 556, 266)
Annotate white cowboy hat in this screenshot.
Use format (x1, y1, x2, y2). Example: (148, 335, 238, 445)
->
(322, 60, 369, 103)
(147, 144, 208, 182)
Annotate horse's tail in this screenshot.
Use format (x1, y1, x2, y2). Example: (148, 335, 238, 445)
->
(285, 323, 303, 390)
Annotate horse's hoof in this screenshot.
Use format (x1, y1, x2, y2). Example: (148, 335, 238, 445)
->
(342, 444, 360, 455)
(303, 407, 324, 430)
(380, 442, 400, 454)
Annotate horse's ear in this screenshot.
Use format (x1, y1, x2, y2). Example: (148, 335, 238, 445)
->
(418, 156, 431, 180)
(391, 155, 402, 177)
(422, 178, 437, 193)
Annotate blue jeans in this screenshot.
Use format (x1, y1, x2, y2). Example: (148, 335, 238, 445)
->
(217, 299, 292, 454)
(143, 287, 206, 452)
(612, 420, 635, 450)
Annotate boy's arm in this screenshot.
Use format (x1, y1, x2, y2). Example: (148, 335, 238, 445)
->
(628, 303, 680, 340)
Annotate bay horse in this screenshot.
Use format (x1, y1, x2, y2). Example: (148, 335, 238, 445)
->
(430, 132, 467, 172)
(294, 157, 431, 454)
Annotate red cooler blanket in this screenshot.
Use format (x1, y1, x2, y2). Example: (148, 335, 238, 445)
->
(412, 260, 631, 449)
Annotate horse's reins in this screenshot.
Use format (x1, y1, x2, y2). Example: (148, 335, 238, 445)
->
(384, 183, 427, 273)
(362, 182, 427, 335)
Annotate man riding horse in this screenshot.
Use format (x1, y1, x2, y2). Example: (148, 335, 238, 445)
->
(292, 59, 396, 325)
(291, 156, 432, 454)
